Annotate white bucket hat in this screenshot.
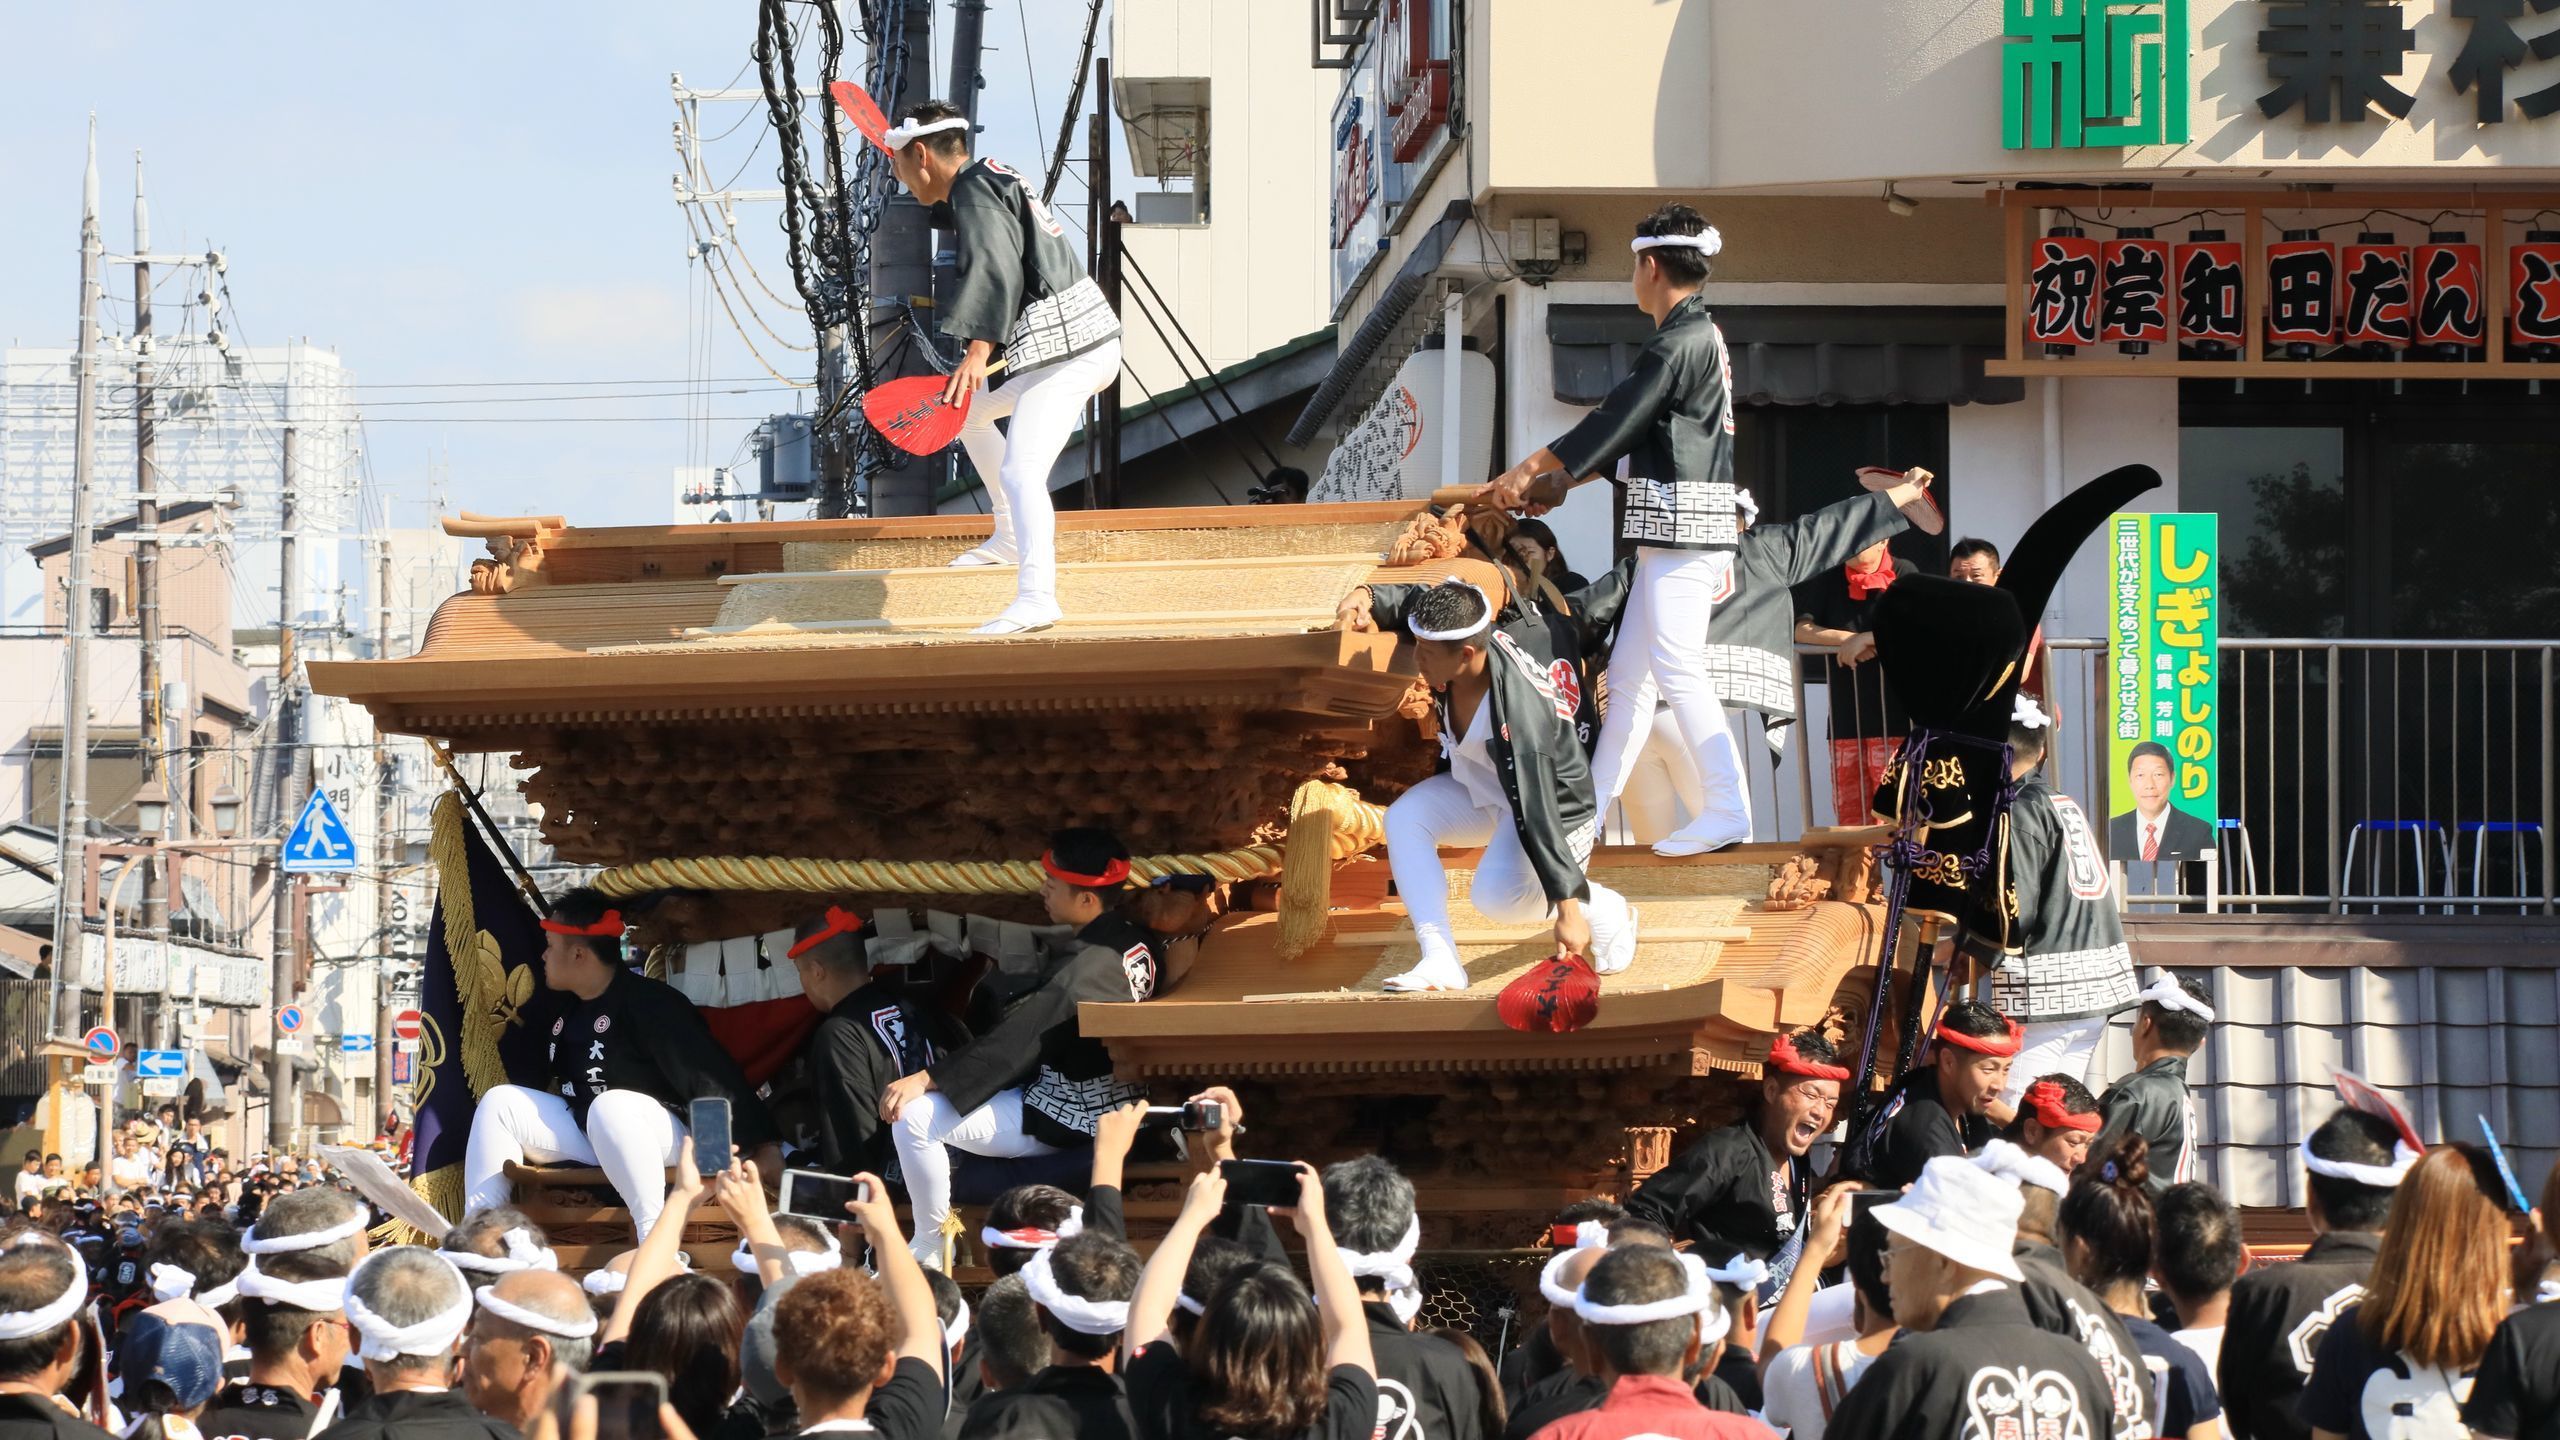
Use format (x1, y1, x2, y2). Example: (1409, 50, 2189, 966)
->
(1871, 1156, 2026, 1282)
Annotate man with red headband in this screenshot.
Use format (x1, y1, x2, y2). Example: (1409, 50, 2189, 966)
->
(2005, 1075, 2103, 1174)
(1625, 1029, 1847, 1284)
(1837, 1000, 2018, 1191)
(790, 904, 960, 1181)
(879, 828, 1164, 1269)
(461, 886, 779, 1244)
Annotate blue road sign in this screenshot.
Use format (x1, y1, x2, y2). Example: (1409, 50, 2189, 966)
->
(276, 1004, 305, 1034)
(139, 1049, 185, 1079)
(281, 789, 360, 873)
(82, 1026, 118, 1058)
(342, 1033, 375, 1054)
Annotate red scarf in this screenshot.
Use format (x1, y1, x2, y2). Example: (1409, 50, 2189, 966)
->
(1845, 558, 1898, 600)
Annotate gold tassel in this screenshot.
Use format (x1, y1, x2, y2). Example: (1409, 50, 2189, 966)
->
(1275, 780, 1388, 960)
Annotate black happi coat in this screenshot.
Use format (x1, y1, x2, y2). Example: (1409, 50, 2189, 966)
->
(542, 965, 779, 1148)
(809, 979, 954, 1177)
(1365, 577, 1629, 909)
(928, 913, 1158, 1149)
(1364, 1302, 1489, 1440)
(1757, 494, 1914, 742)
(954, 1364, 1136, 1440)
(0, 1395, 115, 1440)
(1547, 293, 1741, 553)
(1623, 1120, 1807, 1267)
(1837, 1066, 1995, 1191)
(200, 1380, 327, 1440)
(1976, 777, 2141, 1022)
(2092, 1054, 2198, 1200)
(2218, 1229, 2383, 1440)
(1823, 1285, 2116, 1440)
(309, 1390, 517, 1440)
(932, 158, 1119, 374)
(2014, 1241, 2160, 1440)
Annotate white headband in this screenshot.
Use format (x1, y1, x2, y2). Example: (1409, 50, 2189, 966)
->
(149, 1264, 200, 1303)
(1408, 584, 1495, 643)
(342, 1252, 475, 1363)
(2300, 1136, 2422, 1190)
(233, 1261, 351, 1313)
(1019, 1248, 1130, 1337)
(1174, 1292, 1207, 1317)
(1538, 1221, 1611, 1307)
(581, 1270, 626, 1297)
(1735, 488, 1760, 525)
(1974, 1138, 2071, 1199)
(1570, 1251, 1734, 1349)
(1702, 1253, 1771, 1291)
(243, 1212, 366, 1254)
(883, 115, 969, 149)
(0, 1254, 89, 1341)
(1338, 1214, 1425, 1327)
(446, 1229, 559, 1276)
(731, 1232, 842, 1277)
(942, 1299, 971, 1350)
(2133, 971, 2213, 1022)
(980, 1207, 1083, 1253)
(2013, 694, 2053, 731)
(474, 1288, 599, 1341)
(1630, 228, 1723, 258)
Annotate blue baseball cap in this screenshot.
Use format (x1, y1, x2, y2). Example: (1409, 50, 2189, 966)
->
(116, 1312, 225, 1412)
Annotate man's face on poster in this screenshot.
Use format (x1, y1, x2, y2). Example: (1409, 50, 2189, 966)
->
(2129, 752, 2173, 815)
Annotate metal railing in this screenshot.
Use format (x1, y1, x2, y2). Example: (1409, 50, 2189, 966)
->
(1617, 638, 2557, 916)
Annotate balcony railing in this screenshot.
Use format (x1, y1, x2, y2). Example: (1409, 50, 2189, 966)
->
(1635, 638, 2557, 916)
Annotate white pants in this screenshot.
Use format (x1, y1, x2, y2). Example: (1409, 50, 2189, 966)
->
(464, 1085, 686, 1243)
(1384, 772, 1634, 972)
(1588, 547, 1752, 841)
(1612, 702, 1706, 844)
(1995, 1017, 2107, 1107)
(892, 1088, 1059, 1269)
(954, 340, 1124, 611)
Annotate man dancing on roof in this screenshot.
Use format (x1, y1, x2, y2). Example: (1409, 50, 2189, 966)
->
(884, 99, 1123, 636)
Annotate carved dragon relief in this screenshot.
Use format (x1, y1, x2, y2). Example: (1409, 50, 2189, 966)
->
(444, 511, 565, 595)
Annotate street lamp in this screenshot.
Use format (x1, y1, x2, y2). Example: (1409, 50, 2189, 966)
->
(210, 787, 242, 838)
(132, 780, 168, 837)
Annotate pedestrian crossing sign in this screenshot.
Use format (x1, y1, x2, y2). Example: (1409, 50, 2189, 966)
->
(281, 788, 360, 873)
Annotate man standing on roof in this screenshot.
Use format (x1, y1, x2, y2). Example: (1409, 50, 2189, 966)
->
(886, 99, 1123, 636)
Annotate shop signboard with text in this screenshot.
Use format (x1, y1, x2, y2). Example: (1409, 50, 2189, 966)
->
(1329, 45, 1384, 311)
(2105, 512, 2218, 863)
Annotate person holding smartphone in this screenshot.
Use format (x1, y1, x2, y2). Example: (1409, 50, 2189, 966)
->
(462, 887, 781, 1246)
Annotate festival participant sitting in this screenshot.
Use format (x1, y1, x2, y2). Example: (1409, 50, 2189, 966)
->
(2464, 1159, 2560, 1440)
(882, 828, 1162, 1271)
(1968, 696, 2139, 1125)
(2058, 1138, 2221, 1440)
(791, 903, 952, 1180)
(2094, 972, 2215, 1196)
(975, 1186, 1085, 1279)
(1121, 1163, 1378, 1440)
(1758, 1191, 1897, 1440)
(462, 886, 781, 1245)
(1344, 579, 1638, 993)
(313, 1249, 504, 1440)
(2004, 1075, 2103, 1175)
(1973, 1140, 2156, 1440)
(2218, 1109, 2406, 1440)
(438, 1208, 558, 1283)
(1823, 1159, 2114, 1440)
(1837, 1000, 2016, 1190)
(1626, 1030, 1843, 1282)
(1322, 1157, 1485, 1440)
(2300, 1145, 2508, 1440)
(203, 1188, 371, 1439)
(2154, 1182, 2246, 1379)
(956, 1231, 1143, 1440)
(0, 1236, 115, 1440)
(458, 1270, 595, 1434)
(1525, 1248, 1776, 1440)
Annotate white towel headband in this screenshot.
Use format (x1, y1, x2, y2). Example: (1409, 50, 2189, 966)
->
(474, 1288, 599, 1341)
(234, 1261, 352, 1313)
(1538, 1221, 1610, 1307)
(1630, 228, 1723, 257)
(0, 1253, 89, 1341)
(2013, 694, 2053, 731)
(884, 115, 969, 149)
(1408, 583, 1495, 643)
(1337, 1214, 1425, 1327)
(980, 1206, 1083, 1254)
(732, 1230, 843, 1277)
(2300, 1135, 2421, 1190)
(942, 1299, 971, 1349)
(150, 1263, 236, 1308)
(2132, 971, 2213, 1021)
(341, 1251, 474, 1363)
(1974, 1137, 2071, 1199)
(1019, 1248, 1130, 1337)
(242, 1212, 366, 1254)
(446, 1229, 560, 1276)
(1570, 1251, 1734, 1349)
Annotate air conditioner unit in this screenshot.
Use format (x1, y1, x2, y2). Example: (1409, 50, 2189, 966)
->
(1135, 190, 1202, 225)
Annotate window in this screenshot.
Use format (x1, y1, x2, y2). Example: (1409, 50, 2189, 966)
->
(1118, 77, 1209, 225)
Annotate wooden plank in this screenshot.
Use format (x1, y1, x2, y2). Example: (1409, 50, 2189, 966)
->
(2004, 199, 2026, 365)
(2488, 205, 2509, 364)
(715, 552, 1391, 584)
(538, 500, 1432, 550)
(689, 608, 1333, 638)
(1325, 925, 1752, 946)
(2244, 202, 2264, 365)
(1984, 358, 2554, 379)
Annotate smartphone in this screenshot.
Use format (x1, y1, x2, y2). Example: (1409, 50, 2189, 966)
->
(1142, 1101, 1227, 1133)
(562, 1372, 666, 1440)
(688, 1098, 732, 1179)
(779, 1169, 869, 1220)
(1219, 1158, 1303, 1208)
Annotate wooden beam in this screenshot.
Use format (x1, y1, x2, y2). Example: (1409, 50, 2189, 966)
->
(2488, 205, 2510, 363)
(1985, 358, 2560, 379)
(1324, 924, 1753, 946)
(2244, 201, 2265, 366)
(2004, 200, 2026, 366)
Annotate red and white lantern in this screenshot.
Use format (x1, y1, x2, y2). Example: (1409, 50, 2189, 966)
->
(2509, 229, 2560, 358)
(2027, 226, 2102, 352)
(2172, 230, 2244, 355)
(2414, 230, 2486, 355)
(2340, 232, 2413, 352)
(2266, 230, 2337, 356)
(2100, 228, 2171, 353)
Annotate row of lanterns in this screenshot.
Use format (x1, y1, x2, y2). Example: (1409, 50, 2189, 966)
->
(2026, 225, 2560, 359)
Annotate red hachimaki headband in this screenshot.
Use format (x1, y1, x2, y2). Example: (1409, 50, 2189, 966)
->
(2024, 1078, 2101, 1133)
(540, 911, 624, 937)
(786, 906, 866, 960)
(1766, 1033, 1852, 1081)
(1933, 1015, 2024, 1057)
(1042, 851, 1132, 887)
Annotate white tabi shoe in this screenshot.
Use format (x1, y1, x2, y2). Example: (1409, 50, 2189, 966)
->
(1380, 957, 1471, 993)
(972, 599, 1062, 636)
(1651, 821, 1751, 858)
(1593, 906, 1640, 975)
(948, 544, 1017, 568)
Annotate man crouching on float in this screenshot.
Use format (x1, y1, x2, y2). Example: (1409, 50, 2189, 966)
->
(1340, 578, 1638, 993)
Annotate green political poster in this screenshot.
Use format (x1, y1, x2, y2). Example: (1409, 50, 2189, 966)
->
(2106, 512, 2218, 863)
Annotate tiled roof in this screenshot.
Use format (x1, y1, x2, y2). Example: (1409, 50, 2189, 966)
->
(2094, 960, 2560, 1208)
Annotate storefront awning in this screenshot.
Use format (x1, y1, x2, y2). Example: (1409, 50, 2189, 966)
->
(1548, 305, 2025, 408)
(1286, 201, 1474, 446)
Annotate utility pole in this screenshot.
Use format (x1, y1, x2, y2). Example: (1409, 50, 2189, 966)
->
(947, 0, 987, 129)
(1091, 57, 1121, 508)
(132, 154, 171, 1044)
(863, 0, 938, 517)
(48, 120, 103, 1043)
(267, 425, 300, 1153)
(373, 537, 396, 1119)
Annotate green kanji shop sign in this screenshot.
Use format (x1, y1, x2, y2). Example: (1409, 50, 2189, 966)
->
(2003, 0, 2192, 149)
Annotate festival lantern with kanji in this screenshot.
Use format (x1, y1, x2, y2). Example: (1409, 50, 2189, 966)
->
(2099, 227, 2171, 355)
(2509, 228, 2560, 360)
(2172, 228, 2244, 357)
(2414, 229, 2486, 358)
(2266, 230, 2337, 358)
(2340, 231, 2413, 354)
(2027, 225, 2101, 355)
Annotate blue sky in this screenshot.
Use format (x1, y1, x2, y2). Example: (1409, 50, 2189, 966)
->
(0, 1, 1113, 532)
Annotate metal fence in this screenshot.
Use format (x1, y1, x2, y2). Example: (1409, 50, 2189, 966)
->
(1619, 639, 2557, 915)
